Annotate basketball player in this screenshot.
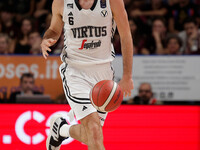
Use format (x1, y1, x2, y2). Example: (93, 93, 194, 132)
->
(41, 0, 134, 150)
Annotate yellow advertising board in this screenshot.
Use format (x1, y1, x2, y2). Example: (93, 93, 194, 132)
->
(0, 56, 63, 101)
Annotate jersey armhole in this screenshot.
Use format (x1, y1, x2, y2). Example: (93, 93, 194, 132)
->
(62, 0, 67, 22)
(107, 0, 112, 15)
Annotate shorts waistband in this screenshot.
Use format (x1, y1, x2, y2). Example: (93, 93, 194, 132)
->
(67, 62, 112, 71)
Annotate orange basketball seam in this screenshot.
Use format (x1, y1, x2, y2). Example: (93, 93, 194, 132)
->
(91, 80, 123, 112)
(105, 87, 122, 112)
(102, 82, 118, 111)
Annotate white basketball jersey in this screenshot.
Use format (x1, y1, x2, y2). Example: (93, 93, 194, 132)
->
(61, 0, 116, 66)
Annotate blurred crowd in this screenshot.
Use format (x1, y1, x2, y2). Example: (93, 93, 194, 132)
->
(0, 0, 200, 55)
(0, 0, 62, 55)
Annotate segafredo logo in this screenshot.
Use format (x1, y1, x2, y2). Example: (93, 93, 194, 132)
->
(14, 111, 78, 145)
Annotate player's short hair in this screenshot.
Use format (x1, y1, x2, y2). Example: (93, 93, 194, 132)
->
(20, 73, 34, 83)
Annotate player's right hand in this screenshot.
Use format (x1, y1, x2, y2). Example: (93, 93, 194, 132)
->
(119, 76, 134, 97)
(40, 38, 56, 59)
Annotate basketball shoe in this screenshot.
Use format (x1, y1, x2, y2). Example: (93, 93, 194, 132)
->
(46, 114, 69, 150)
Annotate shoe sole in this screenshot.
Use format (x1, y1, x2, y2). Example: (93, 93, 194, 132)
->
(46, 136, 61, 150)
(46, 114, 63, 150)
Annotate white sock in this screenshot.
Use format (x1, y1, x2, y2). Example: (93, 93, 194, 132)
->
(59, 124, 72, 137)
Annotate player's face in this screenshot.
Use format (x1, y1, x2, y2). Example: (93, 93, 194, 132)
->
(184, 23, 198, 36)
(21, 77, 34, 93)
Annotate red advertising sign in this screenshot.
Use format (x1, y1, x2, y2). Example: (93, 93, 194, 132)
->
(0, 105, 199, 150)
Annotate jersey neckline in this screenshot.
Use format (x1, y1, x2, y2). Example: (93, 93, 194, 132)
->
(74, 0, 98, 11)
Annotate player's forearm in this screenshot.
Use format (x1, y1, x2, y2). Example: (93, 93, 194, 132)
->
(43, 28, 60, 41)
(120, 34, 133, 79)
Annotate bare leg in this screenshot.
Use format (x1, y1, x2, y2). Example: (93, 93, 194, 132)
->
(69, 112, 105, 150)
(69, 124, 88, 145)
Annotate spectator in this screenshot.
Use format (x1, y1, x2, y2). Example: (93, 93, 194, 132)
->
(28, 31, 42, 55)
(130, 0, 168, 35)
(41, 0, 54, 13)
(14, 0, 35, 23)
(40, 13, 52, 36)
(129, 0, 150, 35)
(179, 17, 200, 54)
(168, 0, 200, 33)
(14, 17, 33, 54)
(0, 18, 2, 32)
(0, 7, 18, 39)
(0, 0, 5, 10)
(0, 33, 9, 54)
(34, 0, 53, 34)
(0, 0, 15, 12)
(113, 18, 145, 54)
(131, 0, 168, 19)
(9, 73, 42, 103)
(34, 0, 49, 19)
(164, 34, 182, 55)
(130, 19, 147, 54)
(126, 83, 157, 105)
(123, 0, 134, 17)
(167, 0, 179, 6)
(140, 17, 167, 54)
(194, 0, 200, 5)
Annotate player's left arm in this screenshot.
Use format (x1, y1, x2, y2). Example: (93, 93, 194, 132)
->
(110, 0, 134, 97)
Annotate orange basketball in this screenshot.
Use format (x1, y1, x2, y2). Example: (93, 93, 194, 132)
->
(90, 80, 123, 112)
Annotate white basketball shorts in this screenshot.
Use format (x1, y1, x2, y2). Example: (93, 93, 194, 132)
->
(59, 62, 114, 126)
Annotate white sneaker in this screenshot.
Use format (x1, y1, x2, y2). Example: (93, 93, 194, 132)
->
(46, 114, 68, 150)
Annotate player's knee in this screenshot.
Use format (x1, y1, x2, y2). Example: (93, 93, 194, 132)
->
(81, 113, 103, 142)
